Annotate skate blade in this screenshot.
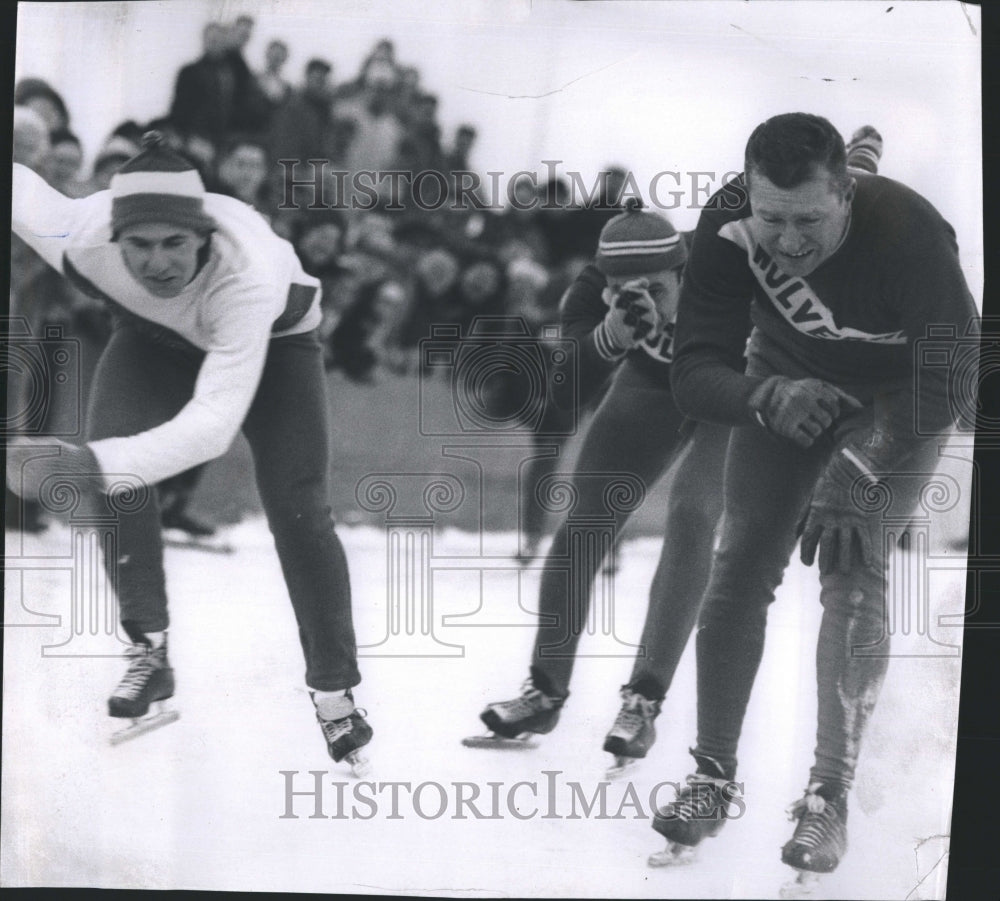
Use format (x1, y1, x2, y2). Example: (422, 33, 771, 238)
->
(163, 531, 235, 555)
(343, 750, 372, 778)
(779, 870, 822, 899)
(462, 732, 538, 750)
(605, 755, 638, 779)
(647, 840, 697, 868)
(110, 705, 180, 745)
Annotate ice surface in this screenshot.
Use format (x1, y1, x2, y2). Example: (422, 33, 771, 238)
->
(3, 518, 967, 897)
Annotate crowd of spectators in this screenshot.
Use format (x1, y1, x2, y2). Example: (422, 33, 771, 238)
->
(9, 15, 632, 533)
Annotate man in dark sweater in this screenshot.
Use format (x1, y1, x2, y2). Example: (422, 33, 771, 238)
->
(469, 199, 731, 775)
(651, 113, 979, 888)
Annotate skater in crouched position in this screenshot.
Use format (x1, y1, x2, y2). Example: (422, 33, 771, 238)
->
(7, 133, 372, 769)
(470, 199, 731, 774)
(650, 114, 978, 890)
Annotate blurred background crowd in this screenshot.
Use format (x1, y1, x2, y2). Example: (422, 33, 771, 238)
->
(9, 14, 631, 536)
(11, 15, 631, 382)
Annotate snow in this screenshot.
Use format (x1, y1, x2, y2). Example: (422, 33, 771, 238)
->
(2, 510, 968, 898)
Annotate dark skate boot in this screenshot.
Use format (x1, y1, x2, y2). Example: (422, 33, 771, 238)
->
(779, 782, 849, 898)
(846, 125, 883, 174)
(108, 634, 179, 744)
(649, 753, 743, 867)
(463, 666, 567, 749)
(603, 679, 663, 777)
(313, 690, 373, 777)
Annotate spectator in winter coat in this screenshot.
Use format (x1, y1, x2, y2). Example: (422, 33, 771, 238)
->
(169, 22, 249, 147)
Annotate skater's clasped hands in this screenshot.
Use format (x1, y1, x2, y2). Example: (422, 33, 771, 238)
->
(601, 278, 661, 351)
(749, 376, 862, 448)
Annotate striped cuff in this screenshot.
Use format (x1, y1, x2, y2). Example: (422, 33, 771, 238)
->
(841, 446, 879, 484)
(593, 320, 629, 362)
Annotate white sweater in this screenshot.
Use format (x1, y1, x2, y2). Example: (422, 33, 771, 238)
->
(11, 163, 322, 488)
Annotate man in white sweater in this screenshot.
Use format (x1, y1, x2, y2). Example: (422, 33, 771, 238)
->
(8, 132, 372, 771)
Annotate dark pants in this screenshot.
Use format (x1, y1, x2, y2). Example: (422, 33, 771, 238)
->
(693, 330, 942, 786)
(86, 325, 360, 692)
(520, 397, 578, 546)
(531, 357, 729, 697)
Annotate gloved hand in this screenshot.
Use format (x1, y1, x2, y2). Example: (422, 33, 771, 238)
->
(800, 441, 879, 574)
(749, 376, 862, 448)
(6, 437, 105, 501)
(596, 279, 661, 355)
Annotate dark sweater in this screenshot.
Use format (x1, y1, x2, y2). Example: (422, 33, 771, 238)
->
(671, 172, 979, 458)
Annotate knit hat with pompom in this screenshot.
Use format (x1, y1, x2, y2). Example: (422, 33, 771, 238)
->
(110, 131, 216, 237)
(595, 197, 686, 276)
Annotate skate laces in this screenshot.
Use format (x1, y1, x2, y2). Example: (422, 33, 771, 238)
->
(317, 708, 365, 743)
(786, 783, 827, 818)
(785, 783, 845, 849)
(670, 772, 739, 822)
(610, 689, 659, 736)
(497, 685, 554, 720)
(113, 645, 163, 700)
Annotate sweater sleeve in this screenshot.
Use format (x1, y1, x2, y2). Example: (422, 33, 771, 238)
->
(87, 277, 276, 489)
(860, 220, 980, 471)
(670, 193, 764, 425)
(11, 163, 106, 273)
(551, 263, 623, 410)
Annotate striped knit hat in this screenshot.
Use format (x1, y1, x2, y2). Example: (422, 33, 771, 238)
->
(595, 197, 686, 276)
(110, 131, 216, 237)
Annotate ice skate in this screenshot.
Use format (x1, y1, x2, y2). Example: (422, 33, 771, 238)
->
(313, 690, 373, 777)
(161, 506, 217, 538)
(161, 502, 233, 554)
(110, 701, 181, 745)
(603, 681, 662, 778)
(845, 125, 883, 174)
(464, 667, 566, 749)
(779, 783, 848, 898)
(162, 532, 236, 554)
(108, 635, 179, 744)
(649, 754, 741, 867)
(647, 841, 698, 867)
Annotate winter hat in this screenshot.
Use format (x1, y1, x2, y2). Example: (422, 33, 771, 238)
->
(110, 131, 217, 237)
(595, 197, 686, 277)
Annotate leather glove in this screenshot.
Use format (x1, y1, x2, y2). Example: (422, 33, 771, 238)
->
(800, 441, 879, 574)
(749, 375, 862, 448)
(596, 279, 661, 357)
(6, 437, 105, 501)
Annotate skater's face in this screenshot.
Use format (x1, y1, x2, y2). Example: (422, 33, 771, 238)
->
(118, 223, 208, 298)
(747, 167, 855, 277)
(603, 267, 682, 324)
